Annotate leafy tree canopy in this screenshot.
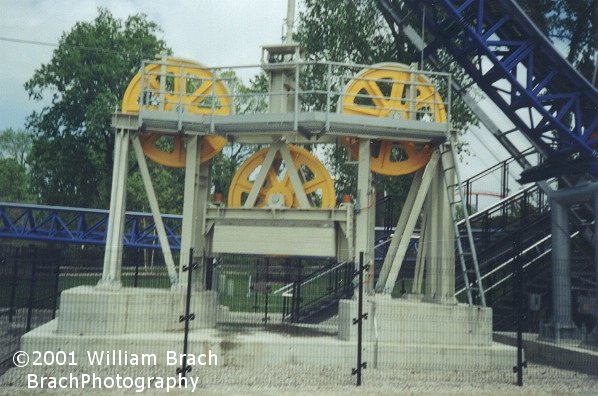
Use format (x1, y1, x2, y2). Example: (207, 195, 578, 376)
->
(0, 128, 33, 168)
(518, 0, 597, 82)
(24, 8, 169, 207)
(0, 158, 34, 203)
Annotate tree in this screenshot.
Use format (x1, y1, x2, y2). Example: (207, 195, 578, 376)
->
(0, 128, 34, 203)
(25, 8, 169, 208)
(0, 128, 33, 167)
(518, 0, 597, 82)
(0, 158, 34, 203)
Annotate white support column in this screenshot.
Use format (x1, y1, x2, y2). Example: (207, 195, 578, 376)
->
(423, 166, 441, 302)
(193, 157, 211, 290)
(131, 135, 178, 285)
(179, 136, 201, 284)
(99, 129, 130, 289)
(355, 139, 374, 291)
(420, 152, 456, 304)
(381, 151, 440, 295)
(437, 152, 456, 304)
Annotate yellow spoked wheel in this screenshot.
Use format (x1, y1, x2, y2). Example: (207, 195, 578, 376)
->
(228, 145, 336, 209)
(341, 63, 446, 176)
(121, 57, 230, 168)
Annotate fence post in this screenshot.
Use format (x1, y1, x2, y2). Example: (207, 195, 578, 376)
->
(52, 249, 61, 319)
(133, 250, 141, 288)
(263, 257, 270, 325)
(352, 252, 368, 386)
(512, 239, 527, 386)
(26, 246, 38, 332)
(177, 248, 197, 380)
(8, 247, 19, 323)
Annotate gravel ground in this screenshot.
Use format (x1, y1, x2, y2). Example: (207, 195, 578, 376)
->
(1, 362, 597, 395)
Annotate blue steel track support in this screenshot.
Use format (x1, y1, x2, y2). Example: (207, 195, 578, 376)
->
(380, 0, 598, 178)
(0, 202, 181, 250)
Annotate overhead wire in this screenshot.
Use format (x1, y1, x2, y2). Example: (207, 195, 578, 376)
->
(0, 35, 152, 58)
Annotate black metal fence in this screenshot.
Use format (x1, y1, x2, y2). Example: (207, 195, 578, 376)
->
(0, 241, 596, 392)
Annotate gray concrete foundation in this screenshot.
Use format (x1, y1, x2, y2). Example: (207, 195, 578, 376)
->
(56, 286, 217, 335)
(338, 296, 516, 370)
(21, 291, 515, 371)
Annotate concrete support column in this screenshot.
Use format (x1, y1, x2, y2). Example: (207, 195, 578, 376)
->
(99, 129, 130, 289)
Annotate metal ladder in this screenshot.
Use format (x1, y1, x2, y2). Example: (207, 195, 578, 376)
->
(440, 137, 487, 306)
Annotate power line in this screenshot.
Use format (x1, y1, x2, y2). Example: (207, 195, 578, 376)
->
(0, 35, 150, 57)
(0, 36, 57, 48)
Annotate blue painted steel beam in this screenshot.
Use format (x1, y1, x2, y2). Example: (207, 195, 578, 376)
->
(380, 0, 598, 177)
(0, 202, 182, 250)
(1, 202, 426, 259)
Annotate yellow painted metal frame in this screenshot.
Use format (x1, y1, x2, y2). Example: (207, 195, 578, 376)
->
(341, 63, 447, 176)
(121, 57, 229, 168)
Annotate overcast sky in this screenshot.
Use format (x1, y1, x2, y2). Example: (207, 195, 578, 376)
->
(0, 0, 289, 131)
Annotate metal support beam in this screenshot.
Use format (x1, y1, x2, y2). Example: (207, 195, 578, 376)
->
(279, 143, 310, 208)
(423, 169, 441, 302)
(98, 129, 129, 288)
(546, 199, 578, 340)
(244, 144, 278, 208)
(179, 136, 202, 285)
(375, 168, 424, 292)
(355, 139, 374, 292)
(412, 209, 428, 295)
(380, 151, 441, 294)
(422, 156, 456, 304)
(131, 136, 177, 284)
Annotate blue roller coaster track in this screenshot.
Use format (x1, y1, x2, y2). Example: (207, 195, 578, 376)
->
(0, 202, 182, 249)
(379, 0, 598, 181)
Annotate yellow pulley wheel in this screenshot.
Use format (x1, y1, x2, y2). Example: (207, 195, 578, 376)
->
(228, 145, 336, 209)
(121, 57, 230, 168)
(341, 63, 447, 176)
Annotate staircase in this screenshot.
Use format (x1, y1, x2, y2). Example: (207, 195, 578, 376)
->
(277, 261, 354, 323)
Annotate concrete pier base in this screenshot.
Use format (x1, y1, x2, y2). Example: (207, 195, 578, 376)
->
(20, 289, 515, 371)
(338, 296, 516, 370)
(56, 286, 217, 335)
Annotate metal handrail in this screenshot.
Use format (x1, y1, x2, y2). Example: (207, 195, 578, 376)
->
(274, 261, 350, 296)
(136, 59, 452, 133)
